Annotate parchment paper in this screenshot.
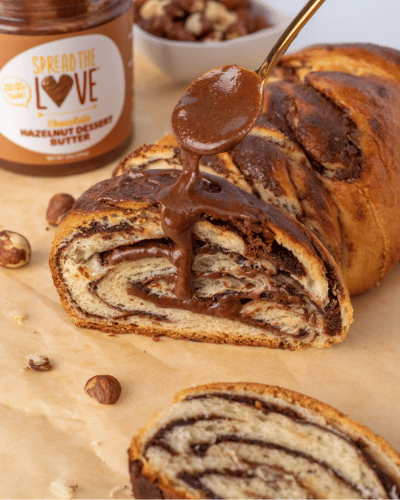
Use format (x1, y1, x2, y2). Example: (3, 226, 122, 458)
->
(0, 50, 399, 499)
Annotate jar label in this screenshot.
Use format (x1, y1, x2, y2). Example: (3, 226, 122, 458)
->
(0, 34, 125, 155)
(0, 6, 133, 175)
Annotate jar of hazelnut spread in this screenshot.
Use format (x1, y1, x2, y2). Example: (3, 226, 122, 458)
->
(0, 0, 133, 176)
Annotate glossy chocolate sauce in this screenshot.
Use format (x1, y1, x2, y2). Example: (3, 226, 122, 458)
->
(109, 169, 277, 303)
(158, 65, 262, 300)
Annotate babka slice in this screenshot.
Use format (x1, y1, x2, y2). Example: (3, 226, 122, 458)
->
(129, 382, 400, 499)
(49, 165, 352, 350)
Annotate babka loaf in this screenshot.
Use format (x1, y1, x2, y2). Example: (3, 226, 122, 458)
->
(49, 161, 352, 349)
(129, 382, 400, 499)
(116, 43, 400, 296)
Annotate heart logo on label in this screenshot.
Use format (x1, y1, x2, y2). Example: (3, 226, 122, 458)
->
(41, 74, 74, 107)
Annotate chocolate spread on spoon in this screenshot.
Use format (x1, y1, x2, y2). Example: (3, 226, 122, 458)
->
(171, 65, 263, 156)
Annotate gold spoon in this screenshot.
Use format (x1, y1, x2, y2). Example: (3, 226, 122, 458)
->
(172, 0, 326, 156)
(257, 0, 326, 82)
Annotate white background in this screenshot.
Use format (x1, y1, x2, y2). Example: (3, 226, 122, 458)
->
(266, 0, 400, 51)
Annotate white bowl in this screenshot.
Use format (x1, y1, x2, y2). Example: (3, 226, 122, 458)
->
(134, 1, 293, 83)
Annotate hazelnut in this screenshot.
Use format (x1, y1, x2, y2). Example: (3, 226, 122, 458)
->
(84, 375, 121, 405)
(185, 12, 213, 36)
(46, 193, 75, 226)
(140, 0, 169, 19)
(203, 1, 238, 33)
(0, 230, 31, 268)
(163, 0, 186, 18)
(140, 15, 173, 37)
(25, 354, 52, 371)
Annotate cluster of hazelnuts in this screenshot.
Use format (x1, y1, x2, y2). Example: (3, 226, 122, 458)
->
(134, 0, 272, 42)
(1, 192, 122, 406)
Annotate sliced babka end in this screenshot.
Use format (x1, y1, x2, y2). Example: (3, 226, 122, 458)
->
(50, 217, 350, 349)
(129, 383, 400, 500)
(49, 169, 352, 349)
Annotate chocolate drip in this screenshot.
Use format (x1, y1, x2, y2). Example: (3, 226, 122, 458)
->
(125, 164, 274, 304)
(163, 65, 262, 299)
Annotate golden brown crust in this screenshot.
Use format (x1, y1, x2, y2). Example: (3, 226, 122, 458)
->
(272, 44, 400, 294)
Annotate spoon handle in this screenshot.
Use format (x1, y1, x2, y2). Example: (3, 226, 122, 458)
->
(256, 0, 326, 81)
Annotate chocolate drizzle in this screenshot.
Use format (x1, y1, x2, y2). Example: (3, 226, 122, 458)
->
(162, 66, 262, 298)
(114, 66, 303, 307)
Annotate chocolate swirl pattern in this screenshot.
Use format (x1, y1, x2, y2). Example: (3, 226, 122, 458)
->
(49, 161, 351, 350)
(129, 382, 400, 499)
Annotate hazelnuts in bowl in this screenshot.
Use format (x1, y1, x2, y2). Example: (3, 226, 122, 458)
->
(135, 0, 271, 42)
(134, 0, 292, 81)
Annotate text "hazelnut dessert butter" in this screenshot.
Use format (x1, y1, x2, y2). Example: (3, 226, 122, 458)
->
(0, 0, 134, 176)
